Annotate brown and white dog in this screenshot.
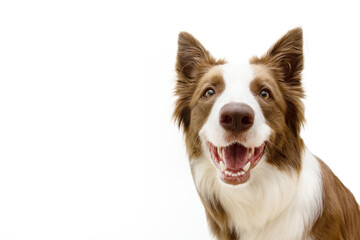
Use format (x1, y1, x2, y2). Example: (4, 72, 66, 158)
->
(173, 28, 360, 240)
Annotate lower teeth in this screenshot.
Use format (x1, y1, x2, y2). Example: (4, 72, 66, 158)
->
(243, 162, 251, 171)
(220, 161, 226, 171)
(224, 170, 245, 176)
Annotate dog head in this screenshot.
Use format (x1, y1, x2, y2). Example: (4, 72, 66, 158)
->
(174, 28, 305, 186)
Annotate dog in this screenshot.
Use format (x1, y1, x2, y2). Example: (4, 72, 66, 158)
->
(173, 28, 360, 240)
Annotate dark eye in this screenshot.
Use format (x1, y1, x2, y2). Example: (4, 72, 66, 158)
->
(203, 88, 215, 98)
(260, 90, 271, 100)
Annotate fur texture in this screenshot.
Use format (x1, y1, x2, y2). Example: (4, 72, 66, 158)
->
(174, 28, 360, 239)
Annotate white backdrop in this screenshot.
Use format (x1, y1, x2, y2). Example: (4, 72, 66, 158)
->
(1, 1, 360, 239)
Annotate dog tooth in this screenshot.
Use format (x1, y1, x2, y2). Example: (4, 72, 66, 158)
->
(218, 147, 223, 159)
(243, 162, 251, 172)
(220, 161, 226, 171)
(250, 148, 255, 156)
(240, 171, 245, 176)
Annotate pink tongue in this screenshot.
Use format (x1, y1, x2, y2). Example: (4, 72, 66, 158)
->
(222, 143, 249, 170)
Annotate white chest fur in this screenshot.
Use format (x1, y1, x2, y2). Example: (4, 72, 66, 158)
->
(191, 148, 323, 240)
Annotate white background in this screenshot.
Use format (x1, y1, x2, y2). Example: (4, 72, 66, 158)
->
(1, 1, 359, 239)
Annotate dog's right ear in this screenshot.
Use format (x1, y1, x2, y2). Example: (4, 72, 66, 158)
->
(176, 32, 215, 79)
(174, 33, 224, 131)
(174, 32, 211, 131)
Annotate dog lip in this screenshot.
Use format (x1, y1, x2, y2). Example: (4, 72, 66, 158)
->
(208, 141, 266, 185)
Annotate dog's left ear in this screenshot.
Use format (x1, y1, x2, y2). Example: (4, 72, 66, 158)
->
(252, 28, 305, 137)
(264, 27, 303, 85)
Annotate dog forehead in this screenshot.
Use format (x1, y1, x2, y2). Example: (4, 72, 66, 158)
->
(220, 63, 256, 102)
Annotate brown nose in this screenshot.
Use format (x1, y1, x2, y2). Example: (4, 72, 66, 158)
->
(219, 103, 254, 132)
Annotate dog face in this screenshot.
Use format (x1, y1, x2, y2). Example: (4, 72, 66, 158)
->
(174, 29, 305, 186)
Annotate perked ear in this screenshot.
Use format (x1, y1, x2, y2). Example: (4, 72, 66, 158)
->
(176, 32, 216, 79)
(265, 27, 304, 85)
(251, 28, 305, 137)
(174, 33, 223, 131)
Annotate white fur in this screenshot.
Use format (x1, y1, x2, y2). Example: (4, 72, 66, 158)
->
(192, 63, 323, 239)
(199, 64, 271, 148)
(191, 146, 323, 240)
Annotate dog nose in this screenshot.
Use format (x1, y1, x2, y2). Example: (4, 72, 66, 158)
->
(219, 103, 254, 132)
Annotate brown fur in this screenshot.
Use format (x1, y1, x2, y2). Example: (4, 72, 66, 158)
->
(250, 28, 305, 173)
(310, 158, 360, 239)
(174, 32, 235, 238)
(174, 28, 360, 239)
(174, 32, 225, 159)
(201, 196, 238, 240)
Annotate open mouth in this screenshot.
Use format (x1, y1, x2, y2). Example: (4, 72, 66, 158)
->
(208, 142, 266, 185)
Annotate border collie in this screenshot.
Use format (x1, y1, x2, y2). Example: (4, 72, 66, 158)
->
(173, 28, 360, 240)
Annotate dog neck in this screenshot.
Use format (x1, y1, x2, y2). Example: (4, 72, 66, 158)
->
(191, 147, 323, 240)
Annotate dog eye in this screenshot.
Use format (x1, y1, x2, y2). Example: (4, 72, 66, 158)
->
(260, 90, 271, 100)
(203, 88, 215, 98)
